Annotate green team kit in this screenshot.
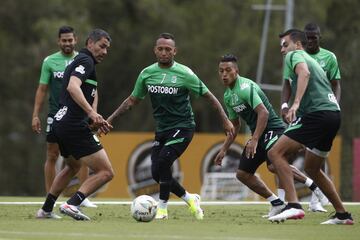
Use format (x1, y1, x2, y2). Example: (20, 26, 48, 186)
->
(39, 51, 77, 115)
(282, 49, 341, 153)
(283, 50, 340, 116)
(223, 75, 284, 133)
(131, 61, 209, 132)
(223, 75, 285, 172)
(307, 47, 341, 82)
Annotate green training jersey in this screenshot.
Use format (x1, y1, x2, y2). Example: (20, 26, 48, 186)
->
(224, 76, 284, 133)
(308, 47, 341, 81)
(39, 51, 77, 115)
(283, 50, 340, 116)
(131, 61, 209, 132)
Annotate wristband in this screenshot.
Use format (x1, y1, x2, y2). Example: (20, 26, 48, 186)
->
(281, 103, 289, 110)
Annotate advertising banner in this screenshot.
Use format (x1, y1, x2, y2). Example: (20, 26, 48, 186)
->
(96, 132, 341, 200)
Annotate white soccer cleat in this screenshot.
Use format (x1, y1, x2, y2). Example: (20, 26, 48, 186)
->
(308, 200, 327, 212)
(262, 203, 286, 218)
(80, 198, 97, 208)
(188, 194, 204, 220)
(60, 203, 90, 221)
(36, 208, 62, 219)
(321, 212, 354, 225)
(268, 207, 305, 223)
(312, 188, 329, 206)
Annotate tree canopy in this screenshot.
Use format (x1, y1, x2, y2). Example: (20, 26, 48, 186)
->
(0, 0, 359, 198)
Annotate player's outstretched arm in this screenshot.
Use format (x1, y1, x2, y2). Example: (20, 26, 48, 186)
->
(214, 119, 240, 166)
(280, 80, 291, 124)
(246, 104, 268, 159)
(202, 91, 235, 138)
(106, 95, 141, 125)
(286, 62, 310, 123)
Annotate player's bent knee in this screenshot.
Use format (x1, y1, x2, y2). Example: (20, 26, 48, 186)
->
(151, 166, 160, 182)
(267, 148, 281, 164)
(236, 170, 252, 182)
(102, 169, 114, 183)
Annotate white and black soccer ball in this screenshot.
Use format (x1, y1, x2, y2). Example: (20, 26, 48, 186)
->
(130, 195, 158, 222)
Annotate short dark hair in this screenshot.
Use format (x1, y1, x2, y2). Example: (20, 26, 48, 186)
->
(158, 32, 175, 41)
(220, 54, 238, 63)
(58, 26, 75, 38)
(279, 29, 307, 47)
(85, 28, 111, 45)
(304, 22, 321, 35)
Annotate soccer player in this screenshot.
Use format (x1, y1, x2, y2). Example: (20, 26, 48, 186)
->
(105, 33, 235, 220)
(304, 22, 341, 102)
(215, 54, 326, 218)
(268, 29, 353, 224)
(281, 25, 341, 211)
(31, 26, 96, 208)
(36, 29, 114, 220)
(303, 23, 341, 211)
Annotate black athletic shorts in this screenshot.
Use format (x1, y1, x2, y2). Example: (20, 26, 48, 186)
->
(284, 110, 340, 156)
(45, 114, 57, 143)
(53, 122, 103, 160)
(152, 128, 194, 162)
(238, 128, 285, 174)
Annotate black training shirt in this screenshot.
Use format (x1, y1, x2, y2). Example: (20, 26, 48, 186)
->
(55, 48, 98, 127)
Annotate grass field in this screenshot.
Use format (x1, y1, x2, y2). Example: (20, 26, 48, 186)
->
(0, 197, 358, 240)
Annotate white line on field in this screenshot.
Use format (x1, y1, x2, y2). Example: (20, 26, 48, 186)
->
(0, 230, 275, 240)
(0, 201, 359, 205)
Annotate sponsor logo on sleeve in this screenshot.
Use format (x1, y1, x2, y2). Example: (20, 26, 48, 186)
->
(75, 65, 85, 74)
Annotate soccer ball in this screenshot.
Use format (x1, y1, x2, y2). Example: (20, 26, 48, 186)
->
(130, 195, 158, 222)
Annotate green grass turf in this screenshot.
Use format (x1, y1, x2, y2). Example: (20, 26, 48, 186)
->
(0, 197, 358, 240)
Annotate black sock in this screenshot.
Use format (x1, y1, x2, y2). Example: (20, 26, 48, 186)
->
(42, 193, 58, 212)
(170, 179, 186, 198)
(271, 198, 284, 206)
(159, 181, 171, 201)
(287, 202, 303, 209)
(309, 183, 318, 191)
(67, 191, 86, 206)
(336, 212, 352, 220)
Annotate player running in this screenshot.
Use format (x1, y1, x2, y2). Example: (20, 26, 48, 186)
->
(105, 33, 235, 220)
(36, 29, 113, 220)
(215, 54, 327, 218)
(268, 29, 353, 225)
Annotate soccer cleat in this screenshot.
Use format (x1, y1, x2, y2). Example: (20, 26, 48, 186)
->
(59, 203, 90, 221)
(268, 206, 305, 223)
(308, 201, 327, 212)
(321, 212, 354, 225)
(80, 198, 97, 208)
(36, 208, 62, 219)
(313, 188, 329, 206)
(262, 203, 286, 218)
(155, 208, 168, 220)
(188, 194, 204, 220)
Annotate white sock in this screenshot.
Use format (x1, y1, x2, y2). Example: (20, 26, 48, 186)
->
(158, 199, 168, 209)
(277, 189, 285, 202)
(304, 178, 313, 187)
(267, 194, 278, 203)
(181, 191, 191, 203)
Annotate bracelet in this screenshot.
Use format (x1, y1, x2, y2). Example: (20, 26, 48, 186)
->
(281, 103, 289, 110)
